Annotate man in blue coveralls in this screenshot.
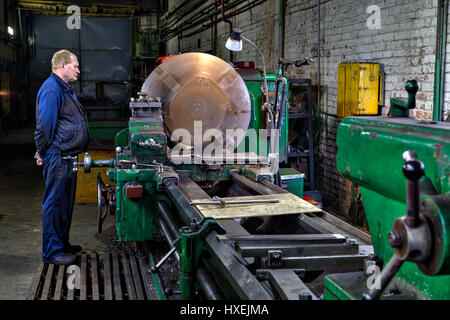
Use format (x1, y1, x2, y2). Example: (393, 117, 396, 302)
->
(34, 50, 89, 265)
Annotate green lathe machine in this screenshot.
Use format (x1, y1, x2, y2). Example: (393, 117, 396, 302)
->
(328, 80, 450, 300)
(74, 53, 448, 300)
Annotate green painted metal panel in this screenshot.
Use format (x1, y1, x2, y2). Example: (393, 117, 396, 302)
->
(279, 167, 304, 198)
(239, 73, 289, 161)
(112, 168, 165, 241)
(336, 116, 450, 299)
(88, 121, 129, 140)
(337, 117, 450, 200)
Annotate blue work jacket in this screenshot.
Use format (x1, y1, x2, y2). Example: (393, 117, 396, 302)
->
(35, 73, 89, 159)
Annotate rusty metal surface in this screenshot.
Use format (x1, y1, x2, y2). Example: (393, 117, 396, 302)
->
(141, 53, 251, 151)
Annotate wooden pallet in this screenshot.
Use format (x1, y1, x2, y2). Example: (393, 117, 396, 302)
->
(29, 249, 158, 300)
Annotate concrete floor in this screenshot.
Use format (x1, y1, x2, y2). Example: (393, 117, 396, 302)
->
(0, 126, 115, 300)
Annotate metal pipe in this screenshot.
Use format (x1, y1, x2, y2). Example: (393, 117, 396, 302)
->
(433, 0, 447, 121)
(231, 173, 278, 195)
(164, 0, 205, 28)
(153, 247, 177, 271)
(180, 0, 221, 29)
(164, 181, 204, 226)
(317, 0, 321, 122)
(157, 201, 179, 237)
(221, 0, 233, 62)
(440, 1, 448, 120)
(162, 0, 192, 20)
(156, 201, 223, 300)
(163, 0, 219, 38)
(276, 80, 287, 181)
(210, 16, 215, 54)
(276, 81, 287, 131)
(278, 0, 285, 60)
(166, 0, 267, 41)
(433, 0, 443, 121)
(157, 219, 180, 261)
(261, 179, 289, 194)
(308, 80, 316, 191)
(162, 0, 221, 35)
(196, 266, 224, 300)
(242, 35, 269, 102)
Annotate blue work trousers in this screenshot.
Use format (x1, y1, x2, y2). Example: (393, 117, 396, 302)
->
(41, 154, 77, 261)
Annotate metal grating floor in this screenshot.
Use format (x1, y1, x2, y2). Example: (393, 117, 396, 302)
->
(29, 249, 158, 300)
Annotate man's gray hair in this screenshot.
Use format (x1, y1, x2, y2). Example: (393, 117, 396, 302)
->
(51, 50, 76, 70)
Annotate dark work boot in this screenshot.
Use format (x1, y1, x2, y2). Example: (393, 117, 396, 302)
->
(44, 255, 76, 265)
(65, 244, 82, 254)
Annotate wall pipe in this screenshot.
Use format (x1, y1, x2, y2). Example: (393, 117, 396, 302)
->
(162, 0, 221, 35)
(185, 0, 264, 37)
(317, 0, 321, 115)
(162, 0, 192, 20)
(221, 0, 233, 62)
(210, 16, 215, 54)
(173, 0, 221, 29)
(315, 0, 321, 192)
(278, 0, 285, 60)
(433, 0, 448, 121)
(165, 0, 267, 41)
(162, 0, 241, 37)
(163, 0, 204, 27)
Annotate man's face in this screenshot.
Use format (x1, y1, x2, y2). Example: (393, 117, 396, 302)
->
(61, 55, 80, 83)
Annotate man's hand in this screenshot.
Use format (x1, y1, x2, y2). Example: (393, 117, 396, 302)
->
(34, 152, 43, 166)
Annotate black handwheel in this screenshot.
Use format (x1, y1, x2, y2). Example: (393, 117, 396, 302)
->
(109, 189, 116, 216)
(97, 173, 109, 234)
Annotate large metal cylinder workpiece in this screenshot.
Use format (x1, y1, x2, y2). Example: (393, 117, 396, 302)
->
(140, 53, 251, 152)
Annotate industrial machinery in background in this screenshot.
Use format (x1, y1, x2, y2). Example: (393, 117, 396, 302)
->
(236, 57, 316, 191)
(329, 80, 450, 299)
(75, 52, 375, 300)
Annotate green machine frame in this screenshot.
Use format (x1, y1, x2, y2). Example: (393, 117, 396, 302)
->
(326, 81, 450, 300)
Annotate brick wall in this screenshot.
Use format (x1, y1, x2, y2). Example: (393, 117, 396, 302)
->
(164, 0, 447, 218)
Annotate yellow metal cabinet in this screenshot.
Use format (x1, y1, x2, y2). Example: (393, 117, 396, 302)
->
(337, 63, 382, 119)
(75, 150, 115, 203)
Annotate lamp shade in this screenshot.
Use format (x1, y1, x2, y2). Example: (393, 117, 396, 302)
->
(225, 28, 243, 51)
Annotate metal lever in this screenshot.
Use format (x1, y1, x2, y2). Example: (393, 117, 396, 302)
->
(363, 150, 431, 300)
(402, 150, 424, 227)
(363, 255, 404, 300)
(151, 247, 177, 273)
(190, 196, 280, 208)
